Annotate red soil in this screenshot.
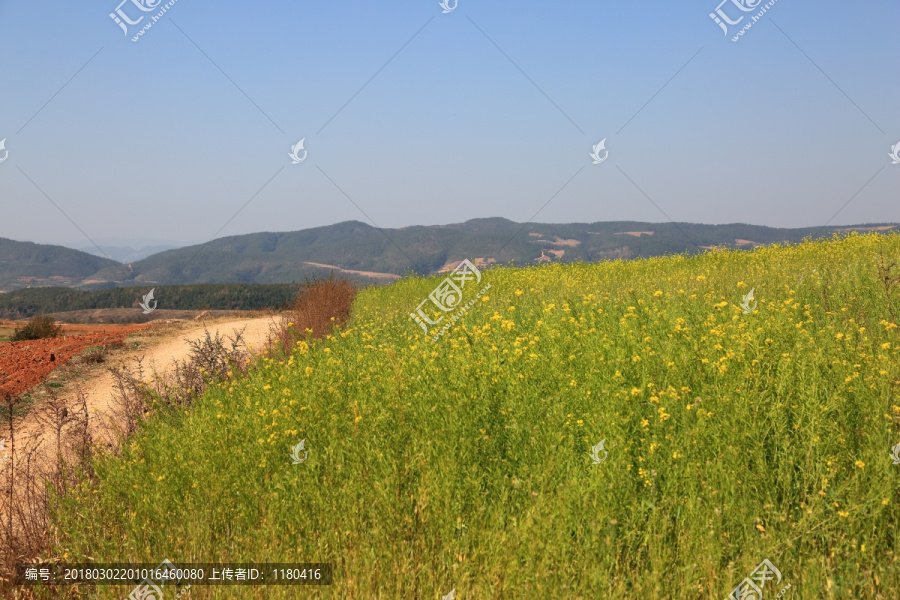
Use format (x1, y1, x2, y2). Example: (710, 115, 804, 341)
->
(0, 323, 148, 399)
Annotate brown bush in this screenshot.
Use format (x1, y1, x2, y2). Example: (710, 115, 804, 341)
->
(270, 276, 356, 355)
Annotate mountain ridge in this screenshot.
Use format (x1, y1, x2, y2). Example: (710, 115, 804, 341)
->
(2, 219, 897, 291)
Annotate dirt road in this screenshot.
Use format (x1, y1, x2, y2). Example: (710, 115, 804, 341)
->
(3, 315, 277, 477)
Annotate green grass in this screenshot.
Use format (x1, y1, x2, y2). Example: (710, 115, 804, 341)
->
(50, 233, 900, 599)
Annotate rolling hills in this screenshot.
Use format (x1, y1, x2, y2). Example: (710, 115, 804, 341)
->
(2, 219, 897, 291)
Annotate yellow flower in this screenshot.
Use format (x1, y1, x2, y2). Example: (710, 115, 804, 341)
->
(854, 460, 865, 469)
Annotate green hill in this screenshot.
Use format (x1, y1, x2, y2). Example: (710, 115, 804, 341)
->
(0, 237, 123, 291)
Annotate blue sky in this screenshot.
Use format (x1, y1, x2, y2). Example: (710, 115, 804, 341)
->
(1, 0, 898, 249)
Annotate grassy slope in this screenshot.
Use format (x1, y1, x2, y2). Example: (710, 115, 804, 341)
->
(52, 233, 900, 599)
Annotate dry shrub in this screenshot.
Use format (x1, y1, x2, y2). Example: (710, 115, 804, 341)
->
(66, 341, 126, 368)
(270, 276, 356, 355)
(74, 346, 107, 365)
(0, 327, 252, 590)
(0, 388, 93, 587)
(109, 328, 250, 438)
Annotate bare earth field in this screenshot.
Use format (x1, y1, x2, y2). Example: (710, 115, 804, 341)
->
(48, 308, 260, 324)
(0, 321, 150, 399)
(1, 315, 276, 416)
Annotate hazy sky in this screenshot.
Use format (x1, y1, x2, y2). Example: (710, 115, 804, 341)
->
(1, 0, 898, 249)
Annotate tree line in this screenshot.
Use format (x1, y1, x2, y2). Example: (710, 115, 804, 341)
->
(0, 284, 304, 319)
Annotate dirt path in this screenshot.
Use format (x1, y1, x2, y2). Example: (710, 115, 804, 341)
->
(71, 316, 275, 428)
(3, 315, 277, 479)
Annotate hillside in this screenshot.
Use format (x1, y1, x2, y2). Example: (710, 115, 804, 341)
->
(78, 243, 180, 263)
(0, 238, 123, 291)
(115, 220, 897, 286)
(52, 231, 900, 598)
(3, 221, 898, 291)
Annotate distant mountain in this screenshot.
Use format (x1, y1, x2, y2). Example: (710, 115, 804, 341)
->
(79, 244, 180, 263)
(0, 238, 124, 291)
(2, 220, 898, 291)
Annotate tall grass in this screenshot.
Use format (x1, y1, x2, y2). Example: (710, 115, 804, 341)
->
(49, 233, 900, 599)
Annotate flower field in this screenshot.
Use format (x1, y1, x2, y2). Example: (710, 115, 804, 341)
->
(52, 232, 900, 599)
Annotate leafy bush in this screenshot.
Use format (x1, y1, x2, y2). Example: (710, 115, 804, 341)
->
(11, 315, 62, 341)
